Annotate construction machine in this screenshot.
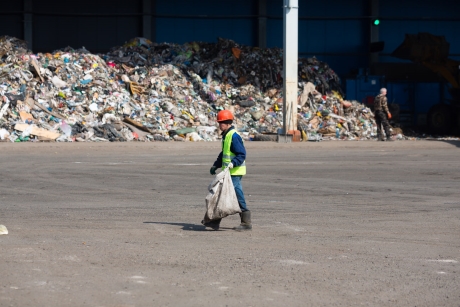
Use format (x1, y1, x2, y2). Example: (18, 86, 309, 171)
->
(391, 32, 460, 134)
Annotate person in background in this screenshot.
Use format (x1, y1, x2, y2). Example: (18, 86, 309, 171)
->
(374, 88, 394, 141)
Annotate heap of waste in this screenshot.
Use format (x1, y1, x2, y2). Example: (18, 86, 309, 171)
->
(0, 36, 382, 143)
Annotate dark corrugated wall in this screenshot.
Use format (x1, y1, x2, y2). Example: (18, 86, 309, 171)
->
(266, 0, 370, 77)
(0, 0, 458, 75)
(33, 0, 142, 53)
(155, 0, 257, 46)
(0, 1, 23, 39)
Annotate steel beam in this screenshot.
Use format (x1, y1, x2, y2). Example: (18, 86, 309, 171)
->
(258, 0, 267, 48)
(370, 0, 379, 64)
(24, 0, 33, 49)
(142, 0, 152, 40)
(282, 0, 298, 137)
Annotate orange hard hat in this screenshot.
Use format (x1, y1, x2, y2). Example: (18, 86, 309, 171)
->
(216, 110, 234, 122)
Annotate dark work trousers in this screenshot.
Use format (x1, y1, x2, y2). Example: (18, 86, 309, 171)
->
(375, 110, 391, 137)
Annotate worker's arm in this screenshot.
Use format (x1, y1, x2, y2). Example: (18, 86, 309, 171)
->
(382, 97, 390, 114)
(229, 133, 246, 167)
(213, 151, 223, 168)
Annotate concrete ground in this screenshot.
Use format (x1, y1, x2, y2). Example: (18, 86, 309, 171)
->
(0, 140, 459, 307)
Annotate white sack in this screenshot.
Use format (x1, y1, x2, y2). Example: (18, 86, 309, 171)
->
(204, 168, 241, 221)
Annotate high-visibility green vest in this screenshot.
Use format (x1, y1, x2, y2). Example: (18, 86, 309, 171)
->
(222, 129, 246, 176)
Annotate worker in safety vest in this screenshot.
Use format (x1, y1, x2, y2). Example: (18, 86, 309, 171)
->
(202, 110, 252, 231)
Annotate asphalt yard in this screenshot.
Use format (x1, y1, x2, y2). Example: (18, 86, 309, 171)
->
(1, 140, 459, 306)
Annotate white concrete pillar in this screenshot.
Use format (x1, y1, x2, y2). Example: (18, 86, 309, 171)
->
(283, 0, 298, 134)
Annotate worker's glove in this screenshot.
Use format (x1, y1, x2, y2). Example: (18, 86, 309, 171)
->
(387, 112, 392, 119)
(210, 166, 217, 175)
(227, 163, 234, 169)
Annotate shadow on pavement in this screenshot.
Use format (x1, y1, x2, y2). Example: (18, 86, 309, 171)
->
(426, 139, 460, 148)
(143, 221, 232, 231)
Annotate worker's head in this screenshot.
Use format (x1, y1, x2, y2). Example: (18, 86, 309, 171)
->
(380, 88, 387, 96)
(217, 110, 234, 132)
(218, 120, 233, 132)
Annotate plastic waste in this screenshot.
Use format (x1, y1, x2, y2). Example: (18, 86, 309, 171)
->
(51, 76, 67, 88)
(60, 121, 72, 137)
(0, 128, 9, 139)
(21, 125, 33, 138)
(187, 132, 203, 142)
(0, 224, 8, 235)
(174, 127, 196, 135)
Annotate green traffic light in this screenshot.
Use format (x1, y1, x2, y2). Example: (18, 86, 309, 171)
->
(373, 19, 380, 26)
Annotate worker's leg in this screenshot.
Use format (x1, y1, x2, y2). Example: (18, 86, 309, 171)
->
(231, 176, 252, 230)
(375, 111, 383, 140)
(375, 111, 382, 130)
(231, 175, 248, 212)
(380, 112, 393, 140)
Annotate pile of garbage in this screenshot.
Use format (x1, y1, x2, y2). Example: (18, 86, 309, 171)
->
(0, 36, 379, 142)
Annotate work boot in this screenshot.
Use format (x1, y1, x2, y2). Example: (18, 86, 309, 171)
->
(386, 135, 395, 141)
(377, 133, 385, 141)
(234, 211, 252, 231)
(201, 218, 221, 230)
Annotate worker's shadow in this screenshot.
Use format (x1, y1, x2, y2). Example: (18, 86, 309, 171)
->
(143, 222, 232, 231)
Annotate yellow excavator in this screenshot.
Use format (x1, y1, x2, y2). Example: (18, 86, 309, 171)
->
(392, 32, 460, 134)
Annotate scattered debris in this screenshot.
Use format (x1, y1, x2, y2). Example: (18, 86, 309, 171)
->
(0, 225, 8, 235)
